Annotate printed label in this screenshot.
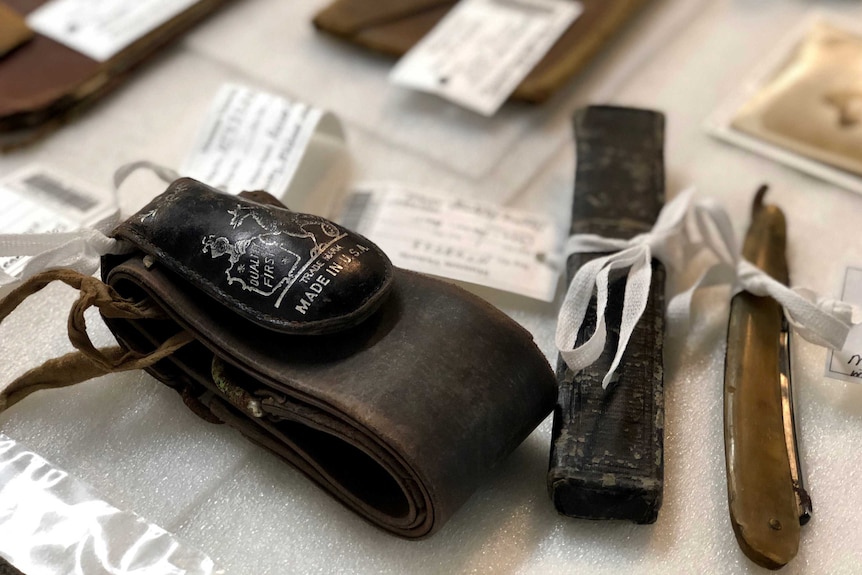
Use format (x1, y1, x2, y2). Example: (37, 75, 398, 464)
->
(390, 0, 582, 115)
(826, 267, 862, 383)
(180, 84, 343, 204)
(0, 166, 113, 276)
(27, 0, 199, 62)
(340, 183, 560, 301)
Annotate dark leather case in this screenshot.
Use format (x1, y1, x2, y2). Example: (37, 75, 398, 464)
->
(548, 106, 666, 523)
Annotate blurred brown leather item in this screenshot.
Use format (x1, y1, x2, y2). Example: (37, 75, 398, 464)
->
(0, 2, 32, 58)
(0, 0, 235, 151)
(313, 0, 650, 104)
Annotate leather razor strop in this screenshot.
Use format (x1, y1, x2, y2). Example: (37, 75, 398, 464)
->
(86, 179, 557, 538)
(548, 105, 666, 523)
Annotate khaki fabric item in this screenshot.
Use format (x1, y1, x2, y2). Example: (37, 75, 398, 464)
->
(0, 3, 32, 58)
(313, 0, 651, 103)
(732, 23, 862, 177)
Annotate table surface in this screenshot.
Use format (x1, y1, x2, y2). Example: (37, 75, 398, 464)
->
(3, 0, 862, 573)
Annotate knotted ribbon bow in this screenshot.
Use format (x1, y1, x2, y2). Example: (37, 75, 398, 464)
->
(555, 188, 857, 388)
(0, 162, 179, 297)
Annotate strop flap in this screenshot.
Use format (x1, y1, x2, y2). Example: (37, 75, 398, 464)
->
(111, 178, 395, 336)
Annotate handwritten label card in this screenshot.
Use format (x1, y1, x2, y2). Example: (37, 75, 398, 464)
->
(180, 84, 345, 213)
(390, 0, 582, 116)
(826, 267, 862, 383)
(340, 183, 561, 301)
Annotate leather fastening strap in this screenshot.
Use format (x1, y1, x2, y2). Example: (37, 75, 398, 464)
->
(0, 268, 193, 411)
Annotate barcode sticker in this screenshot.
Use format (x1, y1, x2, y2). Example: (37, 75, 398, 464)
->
(339, 183, 561, 301)
(0, 165, 114, 276)
(390, 0, 582, 115)
(19, 173, 98, 213)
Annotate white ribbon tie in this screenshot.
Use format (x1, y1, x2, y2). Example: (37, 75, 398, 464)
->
(0, 161, 178, 297)
(555, 188, 857, 388)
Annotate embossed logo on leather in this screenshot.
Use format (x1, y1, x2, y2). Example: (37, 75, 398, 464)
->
(203, 203, 346, 308)
(122, 179, 393, 332)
